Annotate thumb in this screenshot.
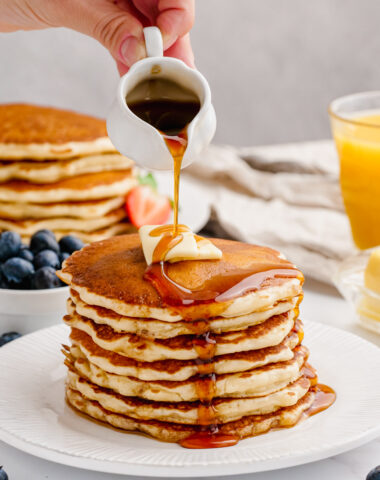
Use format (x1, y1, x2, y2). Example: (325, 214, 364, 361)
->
(60, 0, 147, 71)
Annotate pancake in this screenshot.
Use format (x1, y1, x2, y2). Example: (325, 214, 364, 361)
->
(64, 309, 297, 361)
(0, 170, 136, 203)
(0, 104, 116, 159)
(60, 234, 334, 447)
(0, 154, 133, 183)
(0, 207, 126, 235)
(0, 197, 125, 220)
(68, 289, 299, 338)
(66, 386, 316, 442)
(58, 235, 304, 321)
(67, 344, 308, 402)
(69, 327, 301, 381)
(66, 371, 311, 424)
(21, 222, 136, 243)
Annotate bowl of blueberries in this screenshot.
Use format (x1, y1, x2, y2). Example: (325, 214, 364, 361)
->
(0, 229, 84, 334)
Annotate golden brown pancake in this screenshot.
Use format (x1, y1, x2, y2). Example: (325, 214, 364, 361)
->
(0, 170, 136, 203)
(0, 104, 116, 159)
(66, 371, 311, 424)
(21, 222, 136, 243)
(68, 287, 299, 338)
(66, 386, 316, 443)
(58, 235, 303, 321)
(0, 197, 125, 220)
(0, 207, 126, 235)
(68, 327, 301, 381)
(63, 310, 297, 361)
(0, 153, 133, 183)
(67, 343, 308, 402)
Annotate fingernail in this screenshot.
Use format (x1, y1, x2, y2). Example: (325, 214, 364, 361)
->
(119, 36, 146, 68)
(161, 31, 176, 50)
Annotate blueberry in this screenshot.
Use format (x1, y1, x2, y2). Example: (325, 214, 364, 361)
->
(0, 332, 21, 347)
(0, 231, 21, 261)
(59, 235, 84, 254)
(2, 257, 34, 283)
(32, 229, 55, 239)
(30, 230, 59, 254)
(32, 266, 62, 289)
(17, 245, 34, 262)
(0, 466, 8, 480)
(59, 251, 70, 266)
(367, 466, 380, 480)
(34, 249, 60, 270)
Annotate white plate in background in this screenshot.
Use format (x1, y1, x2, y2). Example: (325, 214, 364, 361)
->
(0, 321, 379, 477)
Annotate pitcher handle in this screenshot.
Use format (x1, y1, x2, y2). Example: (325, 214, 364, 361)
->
(143, 27, 163, 57)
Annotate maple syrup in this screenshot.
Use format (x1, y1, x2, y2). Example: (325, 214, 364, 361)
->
(148, 225, 190, 263)
(292, 320, 304, 344)
(301, 363, 319, 387)
(179, 329, 239, 449)
(127, 78, 200, 235)
(305, 384, 336, 417)
(145, 261, 300, 309)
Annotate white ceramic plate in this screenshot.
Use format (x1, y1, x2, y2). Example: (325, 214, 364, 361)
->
(0, 321, 379, 477)
(153, 171, 210, 233)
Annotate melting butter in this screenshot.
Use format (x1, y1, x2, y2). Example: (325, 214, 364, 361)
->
(139, 225, 222, 265)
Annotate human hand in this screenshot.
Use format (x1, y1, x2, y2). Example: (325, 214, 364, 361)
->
(0, 0, 195, 75)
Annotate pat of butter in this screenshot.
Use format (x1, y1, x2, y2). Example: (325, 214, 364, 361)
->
(364, 247, 380, 294)
(139, 225, 222, 265)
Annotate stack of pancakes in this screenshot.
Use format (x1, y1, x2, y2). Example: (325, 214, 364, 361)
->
(58, 234, 325, 445)
(0, 104, 137, 241)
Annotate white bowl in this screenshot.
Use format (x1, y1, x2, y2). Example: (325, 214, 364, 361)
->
(0, 286, 69, 335)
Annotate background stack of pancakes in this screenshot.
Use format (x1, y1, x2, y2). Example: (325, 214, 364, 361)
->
(0, 104, 137, 242)
(59, 235, 323, 445)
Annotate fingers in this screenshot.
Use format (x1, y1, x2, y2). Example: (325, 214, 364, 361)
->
(59, 0, 147, 72)
(164, 33, 194, 68)
(156, 0, 194, 50)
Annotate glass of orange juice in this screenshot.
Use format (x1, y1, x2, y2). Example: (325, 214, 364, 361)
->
(329, 92, 380, 249)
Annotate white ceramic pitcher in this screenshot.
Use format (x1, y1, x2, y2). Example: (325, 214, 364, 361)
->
(107, 27, 216, 171)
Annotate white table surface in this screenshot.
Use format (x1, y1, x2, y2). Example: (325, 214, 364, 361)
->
(0, 278, 379, 479)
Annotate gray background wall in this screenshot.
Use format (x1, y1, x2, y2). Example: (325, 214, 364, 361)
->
(0, 0, 379, 146)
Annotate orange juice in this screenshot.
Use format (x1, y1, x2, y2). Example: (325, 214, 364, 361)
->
(332, 112, 380, 249)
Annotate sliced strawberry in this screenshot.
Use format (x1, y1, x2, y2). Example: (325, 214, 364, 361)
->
(126, 185, 171, 228)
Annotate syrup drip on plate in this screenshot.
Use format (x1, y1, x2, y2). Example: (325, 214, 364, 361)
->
(305, 384, 336, 417)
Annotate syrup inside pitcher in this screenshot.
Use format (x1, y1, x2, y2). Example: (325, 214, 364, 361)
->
(126, 78, 200, 136)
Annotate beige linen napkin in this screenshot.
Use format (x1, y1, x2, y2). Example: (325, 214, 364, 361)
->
(185, 140, 356, 284)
